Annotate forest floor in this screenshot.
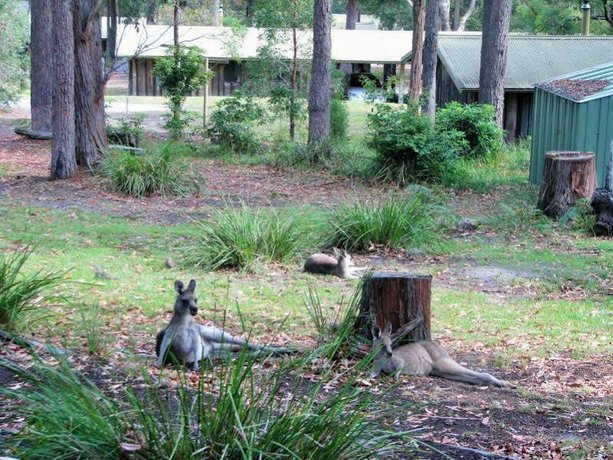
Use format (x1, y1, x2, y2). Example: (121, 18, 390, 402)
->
(0, 107, 611, 459)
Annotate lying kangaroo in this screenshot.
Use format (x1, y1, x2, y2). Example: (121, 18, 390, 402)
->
(156, 279, 291, 370)
(370, 323, 511, 388)
(304, 248, 351, 278)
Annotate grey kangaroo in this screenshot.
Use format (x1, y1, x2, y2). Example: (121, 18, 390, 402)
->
(156, 279, 291, 370)
(370, 323, 512, 388)
(304, 248, 351, 278)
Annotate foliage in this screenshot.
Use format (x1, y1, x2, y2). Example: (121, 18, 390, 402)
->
(367, 104, 462, 183)
(0, 248, 65, 332)
(153, 45, 212, 139)
(327, 195, 433, 251)
(98, 143, 203, 198)
(1, 348, 411, 459)
(109, 113, 146, 147)
(359, 0, 412, 30)
(560, 198, 597, 235)
(330, 98, 349, 141)
(208, 92, 265, 154)
(436, 102, 504, 158)
(0, 1, 28, 106)
(187, 205, 326, 271)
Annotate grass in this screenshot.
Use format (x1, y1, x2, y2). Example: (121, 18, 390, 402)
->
(1, 350, 413, 459)
(98, 142, 204, 198)
(0, 248, 66, 332)
(186, 205, 328, 271)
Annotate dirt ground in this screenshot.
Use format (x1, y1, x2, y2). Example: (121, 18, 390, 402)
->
(0, 111, 611, 459)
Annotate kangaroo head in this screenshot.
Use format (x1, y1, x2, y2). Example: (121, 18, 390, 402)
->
(372, 323, 393, 357)
(174, 279, 198, 316)
(334, 248, 351, 267)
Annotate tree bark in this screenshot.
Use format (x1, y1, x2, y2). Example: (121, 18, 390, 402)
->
(30, 0, 53, 132)
(408, 0, 425, 104)
(479, 0, 512, 128)
(174, 0, 180, 46)
(422, 0, 440, 119)
(146, 0, 157, 24)
(346, 0, 358, 29)
(591, 142, 613, 236)
(439, 0, 451, 30)
(212, 0, 221, 26)
(246, 0, 255, 26)
(537, 151, 596, 218)
(356, 273, 432, 343)
(105, 0, 117, 70)
(74, 0, 107, 169)
(308, 0, 332, 146)
(51, 0, 77, 180)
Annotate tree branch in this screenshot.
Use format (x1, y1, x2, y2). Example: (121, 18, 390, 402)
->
(456, 0, 477, 31)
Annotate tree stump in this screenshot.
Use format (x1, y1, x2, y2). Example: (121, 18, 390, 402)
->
(355, 272, 431, 342)
(537, 151, 596, 218)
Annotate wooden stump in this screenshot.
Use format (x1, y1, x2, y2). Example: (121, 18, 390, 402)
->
(591, 141, 613, 236)
(537, 151, 596, 218)
(356, 272, 431, 342)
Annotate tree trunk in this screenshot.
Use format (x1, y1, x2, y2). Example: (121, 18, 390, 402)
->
(246, 0, 255, 26)
(591, 142, 613, 236)
(174, 0, 180, 46)
(454, 0, 477, 31)
(290, 27, 298, 141)
(346, 0, 358, 29)
(479, 0, 512, 128)
(146, 0, 157, 24)
(212, 0, 221, 26)
(422, 0, 439, 119)
(74, 0, 107, 169)
(105, 0, 117, 70)
(439, 0, 451, 30)
(30, 0, 53, 132)
(537, 151, 596, 218)
(356, 273, 432, 343)
(308, 0, 332, 146)
(51, 0, 77, 180)
(408, 0, 425, 104)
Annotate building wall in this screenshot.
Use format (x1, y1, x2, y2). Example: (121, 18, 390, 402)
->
(529, 88, 613, 185)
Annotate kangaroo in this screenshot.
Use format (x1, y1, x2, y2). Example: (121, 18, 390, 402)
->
(156, 279, 292, 370)
(370, 323, 512, 388)
(304, 248, 351, 278)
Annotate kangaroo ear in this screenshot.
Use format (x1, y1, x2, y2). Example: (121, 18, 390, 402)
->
(174, 280, 184, 294)
(187, 279, 197, 293)
(333, 247, 340, 256)
(371, 323, 381, 339)
(383, 323, 392, 336)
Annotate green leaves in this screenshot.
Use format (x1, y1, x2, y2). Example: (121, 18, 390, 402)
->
(0, 1, 28, 106)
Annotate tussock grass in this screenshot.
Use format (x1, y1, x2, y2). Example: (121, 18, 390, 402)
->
(1, 351, 414, 459)
(98, 143, 203, 198)
(187, 205, 327, 271)
(327, 195, 433, 251)
(0, 248, 65, 332)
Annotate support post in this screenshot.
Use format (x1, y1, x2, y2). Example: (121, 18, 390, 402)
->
(203, 58, 209, 128)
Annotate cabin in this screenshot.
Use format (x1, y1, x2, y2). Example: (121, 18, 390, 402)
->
(115, 24, 413, 97)
(401, 34, 613, 141)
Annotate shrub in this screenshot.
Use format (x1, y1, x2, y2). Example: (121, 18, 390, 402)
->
(367, 104, 463, 183)
(327, 195, 431, 251)
(436, 102, 504, 157)
(108, 113, 146, 147)
(98, 143, 203, 198)
(0, 248, 65, 332)
(1, 351, 411, 459)
(330, 98, 349, 141)
(187, 205, 326, 271)
(560, 198, 596, 234)
(208, 93, 265, 154)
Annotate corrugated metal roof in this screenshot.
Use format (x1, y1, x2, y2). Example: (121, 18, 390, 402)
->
(403, 34, 613, 91)
(115, 24, 412, 64)
(535, 61, 613, 102)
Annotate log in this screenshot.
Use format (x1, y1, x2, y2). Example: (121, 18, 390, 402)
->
(14, 126, 53, 140)
(356, 272, 431, 342)
(591, 141, 613, 236)
(537, 151, 596, 218)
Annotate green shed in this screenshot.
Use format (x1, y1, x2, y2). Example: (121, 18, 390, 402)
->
(530, 62, 613, 186)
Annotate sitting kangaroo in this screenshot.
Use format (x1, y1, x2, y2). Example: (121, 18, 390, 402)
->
(304, 248, 351, 278)
(370, 323, 511, 388)
(156, 279, 291, 370)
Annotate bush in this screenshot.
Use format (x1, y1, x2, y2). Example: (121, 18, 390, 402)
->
(330, 98, 349, 141)
(436, 102, 504, 157)
(327, 195, 431, 251)
(187, 205, 326, 271)
(208, 93, 265, 154)
(107, 113, 145, 147)
(367, 104, 463, 183)
(99, 143, 203, 198)
(0, 248, 65, 332)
